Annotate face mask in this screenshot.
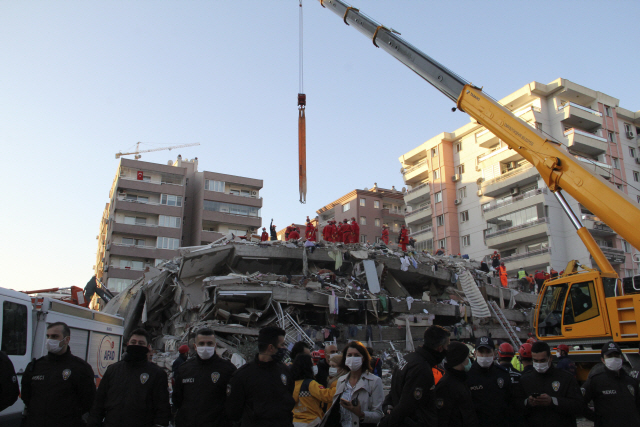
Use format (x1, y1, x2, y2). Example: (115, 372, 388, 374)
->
(46, 339, 65, 354)
(556, 351, 561, 358)
(312, 365, 319, 376)
(464, 359, 472, 372)
(476, 356, 493, 368)
(197, 346, 216, 360)
(604, 357, 623, 371)
(345, 356, 363, 371)
(533, 361, 550, 373)
(271, 347, 288, 363)
(125, 344, 149, 362)
(329, 367, 339, 376)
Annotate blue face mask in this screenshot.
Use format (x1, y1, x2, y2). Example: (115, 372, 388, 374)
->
(464, 359, 472, 372)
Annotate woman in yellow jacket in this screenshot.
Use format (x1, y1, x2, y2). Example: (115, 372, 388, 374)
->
(292, 354, 336, 427)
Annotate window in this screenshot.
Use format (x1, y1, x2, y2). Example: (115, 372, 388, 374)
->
(634, 172, 640, 183)
(538, 285, 568, 336)
(433, 170, 440, 180)
(564, 281, 599, 325)
(360, 216, 366, 225)
(159, 215, 181, 228)
(107, 278, 133, 293)
(203, 201, 260, 217)
(375, 218, 381, 227)
(121, 237, 145, 246)
(2, 301, 27, 355)
(623, 240, 632, 253)
(124, 216, 147, 225)
(157, 237, 180, 250)
(625, 123, 634, 137)
(438, 238, 446, 249)
(435, 191, 442, 203)
(360, 235, 367, 243)
(626, 269, 634, 278)
(431, 147, 438, 157)
(486, 205, 540, 235)
(482, 202, 491, 211)
(458, 187, 467, 199)
(460, 211, 469, 222)
(161, 194, 183, 207)
(120, 259, 144, 270)
(342, 202, 351, 212)
(456, 164, 465, 175)
(359, 198, 366, 207)
(604, 105, 612, 117)
(608, 131, 615, 143)
(455, 142, 462, 152)
(394, 223, 399, 231)
(374, 201, 380, 209)
(161, 174, 183, 185)
(461, 235, 470, 247)
(436, 215, 444, 226)
(612, 157, 620, 169)
(637, 195, 640, 204)
(124, 194, 148, 203)
(155, 259, 166, 267)
(527, 241, 549, 252)
(205, 180, 225, 192)
(229, 229, 247, 236)
(630, 147, 636, 158)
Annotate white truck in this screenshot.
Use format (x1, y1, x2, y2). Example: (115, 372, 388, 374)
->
(0, 286, 124, 426)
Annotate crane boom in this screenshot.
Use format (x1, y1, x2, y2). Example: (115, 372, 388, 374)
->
(115, 142, 200, 159)
(317, 0, 640, 258)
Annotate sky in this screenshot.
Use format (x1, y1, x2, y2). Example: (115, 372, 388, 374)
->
(1, 1, 638, 291)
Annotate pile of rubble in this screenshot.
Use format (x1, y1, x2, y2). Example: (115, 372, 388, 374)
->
(102, 235, 536, 373)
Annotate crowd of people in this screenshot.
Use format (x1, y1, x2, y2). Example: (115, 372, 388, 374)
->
(3, 322, 640, 427)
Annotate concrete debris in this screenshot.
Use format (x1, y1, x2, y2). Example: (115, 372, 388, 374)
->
(102, 239, 536, 374)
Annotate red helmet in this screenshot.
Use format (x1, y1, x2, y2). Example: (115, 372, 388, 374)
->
(178, 345, 189, 354)
(557, 344, 569, 354)
(526, 338, 536, 344)
(518, 343, 532, 359)
(498, 342, 514, 358)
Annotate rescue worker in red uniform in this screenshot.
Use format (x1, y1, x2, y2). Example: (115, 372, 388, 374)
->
(260, 228, 269, 242)
(350, 217, 360, 244)
(332, 221, 340, 242)
(381, 224, 389, 245)
(289, 227, 300, 241)
(399, 225, 409, 251)
(499, 262, 508, 288)
(305, 222, 317, 242)
(322, 222, 333, 242)
(285, 224, 293, 241)
(341, 219, 352, 244)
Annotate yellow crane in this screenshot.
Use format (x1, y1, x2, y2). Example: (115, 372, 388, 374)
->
(115, 142, 200, 159)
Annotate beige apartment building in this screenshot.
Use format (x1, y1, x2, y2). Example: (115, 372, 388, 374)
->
(95, 156, 263, 292)
(400, 78, 640, 277)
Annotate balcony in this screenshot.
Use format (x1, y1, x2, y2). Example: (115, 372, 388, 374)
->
(483, 188, 547, 219)
(502, 247, 552, 272)
(593, 245, 626, 265)
(485, 217, 549, 249)
(202, 210, 261, 228)
(118, 176, 185, 196)
(382, 208, 404, 222)
(476, 129, 499, 148)
(402, 159, 429, 184)
(482, 164, 539, 197)
(204, 190, 263, 208)
(514, 105, 542, 124)
(410, 227, 433, 241)
(576, 156, 612, 178)
(109, 243, 178, 260)
(404, 183, 430, 204)
(405, 204, 432, 226)
(581, 214, 617, 237)
(112, 222, 182, 239)
(200, 230, 225, 244)
(558, 102, 603, 132)
(106, 267, 145, 281)
(564, 128, 608, 156)
(115, 196, 182, 216)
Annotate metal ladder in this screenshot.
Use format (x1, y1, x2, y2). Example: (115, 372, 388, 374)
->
(272, 301, 315, 348)
(488, 300, 522, 349)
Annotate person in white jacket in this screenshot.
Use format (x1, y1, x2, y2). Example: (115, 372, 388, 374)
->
(319, 341, 384, 427)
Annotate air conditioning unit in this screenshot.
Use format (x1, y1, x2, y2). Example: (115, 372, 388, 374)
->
(454, 199, 462, 205)
(251, 191, 258, 196)
(511, 187, 520, 196)
(103, 265, 109, 272)
(505, 161, 516, 169)
(477, 190, 483, 197)
(452, 174, 460, 182)
(626, 131, 635, 139)
(635, 158, 640, 165)
(106, 244, 111, 251)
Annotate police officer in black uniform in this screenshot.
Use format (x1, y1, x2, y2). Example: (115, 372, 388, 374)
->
(582, 341, 640, 427)
(466, 336, 512, 427)
(0, 349, 20, 412)
(379, 325, 450, 427)
(435, 341, 478, 427)
(20, 322, 96, 427)
(225, 326, 295, 427)
(88, 328, 170, 427)
(173, 328, 236, 427)
(519, 341, 583, 427)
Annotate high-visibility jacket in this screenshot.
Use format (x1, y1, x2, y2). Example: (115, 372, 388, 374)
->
(517, 270, 527, 279)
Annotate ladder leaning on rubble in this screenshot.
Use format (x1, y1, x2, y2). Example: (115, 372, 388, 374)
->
(488, 300, 522, 350)
(272, 301, 315, 348)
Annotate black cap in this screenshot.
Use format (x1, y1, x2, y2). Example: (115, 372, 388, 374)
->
(476, 336, 494, 351)
(446, 342, 470, 367)
(601, 341, 622, 357)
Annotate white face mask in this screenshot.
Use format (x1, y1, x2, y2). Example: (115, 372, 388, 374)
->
(534, 361, 550, 373)
(329, 367, 338, 376)
(46, 339, 65, 354)
(312, 365, 319, 375)
(345, 356, 363, 371)
(556, 351, 561, 358)
(196, 346, 216, 360)
(476, 356, 493, 368)
(604, 357, 623, 371)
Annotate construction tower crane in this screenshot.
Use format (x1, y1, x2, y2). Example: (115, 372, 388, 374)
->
(115, 142, 200, 159)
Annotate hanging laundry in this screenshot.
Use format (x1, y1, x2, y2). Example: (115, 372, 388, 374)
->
(406, 296, 415, 310)
(328, 250, 343, 270)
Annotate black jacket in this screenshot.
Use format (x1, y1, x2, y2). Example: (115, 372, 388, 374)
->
(379, 346, 441, 427)
(435, 367, 478, 427)
(87, 353, 170, 427)
(0, 350, 20, 412)
(582, 367, 640, 427)
(20, 348, 96, 427)
(315, 358, 330, 388)
(519, 366, 584, 427)
(172, 354, 187, 374)
(465, 362, 512, 427)
(225, 354, 295, 427)
(173, 354, 237, 427)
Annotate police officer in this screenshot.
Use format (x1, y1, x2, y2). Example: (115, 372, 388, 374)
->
(173, 328, 236, 427)
(497, 342, 521, 384)
(225, 326, 295, 427)
(435, 341, 478, 427)
(555, 344, 576, 378)
(379, 325, 450, 427)
(88, 328, 170, 427)
(582, 341, 640, 426)
(519, 341, 583, 427)
(466, 336, 512, 427)
(20, 322, 96, 427)
(0, 349, 20, 412)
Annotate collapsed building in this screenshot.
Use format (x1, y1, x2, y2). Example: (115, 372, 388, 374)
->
(102, 236, 537, 371)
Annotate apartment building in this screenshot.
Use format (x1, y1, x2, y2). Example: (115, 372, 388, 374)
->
(95, 156, 263, 292)
(399, 78, 640, 277)
(316, 184, 406, 244)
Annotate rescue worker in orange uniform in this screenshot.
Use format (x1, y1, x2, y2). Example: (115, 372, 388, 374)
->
(399, 225, 409, 252)
(498, 262, 508, 288)
(381, 224, 389, 245)
(260, 227, 269, 242)
(350, 217, 360, 244)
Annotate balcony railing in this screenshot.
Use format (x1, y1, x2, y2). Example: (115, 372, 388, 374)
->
(477, 145, 508, 163)
(482, 188, 547, 213)
(563, 128, 607, 142)
(598, 245, 625, 256)
(500, 247, 551, 264)
(403, 159, 429, 175)
(405, 204, 432, 217)
(406, 183, 429, 194)
(485, 217, 548, 239)
(111, 242, 157, 250)
(410, 227, 432, 237)
(117, 195, 161, 206)
(482, 163, 534, 186)
(120, 175, 184, 186)
(514, 105, 542, 117)
(558, 102, 603, 117)
(114, 220, 158, 228)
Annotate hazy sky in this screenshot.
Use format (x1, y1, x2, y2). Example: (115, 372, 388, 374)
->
(1, 1, 638, 291)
